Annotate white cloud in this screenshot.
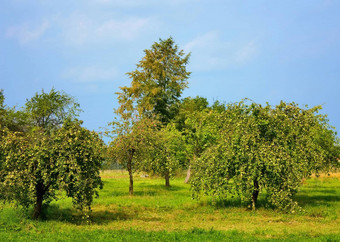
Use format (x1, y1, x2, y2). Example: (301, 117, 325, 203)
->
(60, 14, 92, 45)
(184, 32, 259, 71)
(89, 0, 198, 7)
(62, 66, 118, 83)
(5, 12, 158, 48)
(90, 0, 147, 7)
(235, 41, 257, 63)
(184, 31, 228, 52)
(61, 13, 156, 45)
(97, 18, 150, 40)
(6, 20, 50, 44)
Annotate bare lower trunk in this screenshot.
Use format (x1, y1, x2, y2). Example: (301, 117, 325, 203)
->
(33, 182, 45, 219)
(185, 154, 197, 184)
(128, 169, 133, 195)
(251, 179, 259, 210)
(184, 165, 191, 184)
(127, 149, 135, 195)
(127, 159, 133, 195)
(165, 170, 170, 187)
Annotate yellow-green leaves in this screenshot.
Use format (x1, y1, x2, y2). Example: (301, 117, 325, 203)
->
(0, 119, 104, 218)
(24, 88, 81, 132)
(119, 37, 190, 125)
(191, 101, 340, 211)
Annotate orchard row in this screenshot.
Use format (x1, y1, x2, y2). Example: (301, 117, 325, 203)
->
(1, 38, 339, 219)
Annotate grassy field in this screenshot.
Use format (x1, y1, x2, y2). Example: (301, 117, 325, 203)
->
(0, 170, 339, 241)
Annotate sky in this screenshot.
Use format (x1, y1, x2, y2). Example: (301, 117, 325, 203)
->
(1, 0, 340, 135)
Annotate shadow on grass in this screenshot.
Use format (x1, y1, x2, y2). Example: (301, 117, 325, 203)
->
(134, 184, 184, 197)
(294, 183, 340, 207)
(104, 184, 185, 198)
(210, 184, 340, 210)
(90, 210, 132, 224)
(100, 181, 188, 198)
(299, 188, 338, 194)
(43, 205, 132, 225)
(206, 192, 338, 210)
(138, 183, 185, 191)
(204, 196, 270, 210)
(295, 194, 340, 207)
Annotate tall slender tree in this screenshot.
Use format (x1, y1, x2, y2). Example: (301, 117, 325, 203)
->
(109, 114, 159, 195)
(117, 37, 191, 125)
(112, 37, 191, 187)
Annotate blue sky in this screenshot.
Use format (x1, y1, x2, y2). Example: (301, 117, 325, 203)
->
(1, 0, 340, 134)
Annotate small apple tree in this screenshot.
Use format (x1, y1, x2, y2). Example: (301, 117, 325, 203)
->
(191, 101, 340, 211)
(0, 89, 104, 219)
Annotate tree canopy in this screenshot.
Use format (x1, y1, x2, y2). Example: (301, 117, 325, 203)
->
(108, 115, 159, 194)
(0, 89, 103, 219)
(117, 37, 191, 125)
(25, 88, 81, 132)
(0, 89, 28, 132)
(191, 101, 340, 211)
(109, 37, 191, 191)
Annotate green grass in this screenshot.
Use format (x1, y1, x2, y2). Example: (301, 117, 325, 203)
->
(1, 171, 339, 241)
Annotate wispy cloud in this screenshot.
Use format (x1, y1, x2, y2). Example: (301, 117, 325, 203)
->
(60, 13, 157, 45)
(88, 0, 198, 7)
(97, 18, 150, 40)
(235, 41, 257, 63)
(184, 31, 229, 53)
(62, 66, 118, 83)
(90, 0, 149, 7)
(5, 10, 159, 50)
(6, 20, 50, 45)
(184, 32, 259, 71)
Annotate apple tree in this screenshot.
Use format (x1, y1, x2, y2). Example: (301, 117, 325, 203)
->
(0, 89, 104, 219)
(191, 101, 340, 211)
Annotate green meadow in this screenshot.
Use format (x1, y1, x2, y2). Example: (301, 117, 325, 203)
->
(1, 170, 339, 241)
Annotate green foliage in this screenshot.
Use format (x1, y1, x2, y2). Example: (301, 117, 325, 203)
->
(191, 100, 340, 211)
(54, 120, 104, 211)
(108, 112, 186, 188)
(109, 116, 159, 172)
(0, 89, 28, 132)
(0, 120, 104, 218)
(174, 96, 209, 132)
(117, 37, 191, 124)
(0, 89, 103, 219)
(25, 88, 81, 132)
(183, 109, 222, 163)
(109, 37, 191, 190)
(108, 112, 159, 194)
(174, 97, 224, 183)
(0, 89, 4, 112)
(143, 124, 186, 185)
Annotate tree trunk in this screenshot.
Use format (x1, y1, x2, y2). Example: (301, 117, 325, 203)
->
(184, 165, 191, 184)
(127, 149, 135, 195)
(33, 182, 45, 219)
(127, 159, 133, 195)
(251, 179, 259, 210)
(185, 154, 196, 184)
(165, 170, 170, 187)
